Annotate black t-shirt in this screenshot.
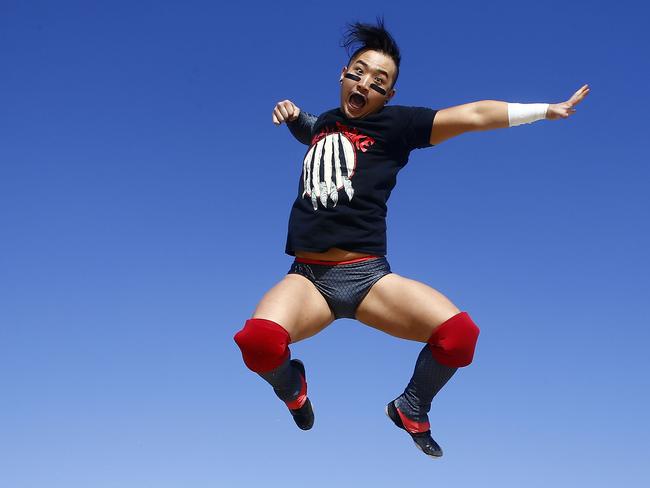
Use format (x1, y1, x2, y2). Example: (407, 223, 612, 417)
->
(285, 105, 437, 256)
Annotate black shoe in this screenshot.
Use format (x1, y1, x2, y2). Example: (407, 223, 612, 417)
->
(289, 360, 314, 431)
(385, 400, 443, 458)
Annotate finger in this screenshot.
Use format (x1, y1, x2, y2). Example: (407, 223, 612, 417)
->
(279, 100, 301, 121)
(574, 84, 587, 93)
(287, 102, 299, 120)
(569, 86, 583, 98)
(282, 101, 297, 120)
(273, 107, 284, 125)
(272, 111, 280, 125)
(575, 84, 589, 94)
(278, 104, 290, 120)
(569, 85, 590, 105)
(569, 89, 582, 103)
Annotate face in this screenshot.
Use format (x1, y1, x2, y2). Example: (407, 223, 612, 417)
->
(339, 50, 396, 119)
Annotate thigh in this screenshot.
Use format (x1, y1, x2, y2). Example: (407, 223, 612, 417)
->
(355, 273, 461, 342)
(252, 273, 335, 343)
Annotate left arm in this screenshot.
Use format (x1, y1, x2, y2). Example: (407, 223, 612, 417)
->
(429, 84, 590, 145)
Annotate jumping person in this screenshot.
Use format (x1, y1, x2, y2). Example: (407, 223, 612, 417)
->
(234, 19, 589, 458)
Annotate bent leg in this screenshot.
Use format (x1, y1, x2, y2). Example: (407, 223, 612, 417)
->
(233, 274, 334, 418)
(356, 273, 479, 434)
(251, 273, 335, 343)
(355, 273, 461, 341)
(355, 273, 479, 366)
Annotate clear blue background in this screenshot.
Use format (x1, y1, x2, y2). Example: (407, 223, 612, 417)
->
(2, 0, 649, 486)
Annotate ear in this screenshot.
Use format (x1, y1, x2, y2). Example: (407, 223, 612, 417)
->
(340, 66, 348, 83)
(385, 88, 396, 103)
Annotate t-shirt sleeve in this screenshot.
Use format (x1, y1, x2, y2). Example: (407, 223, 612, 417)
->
(286, 111, 318, 145)
(402, 106, 438, 150)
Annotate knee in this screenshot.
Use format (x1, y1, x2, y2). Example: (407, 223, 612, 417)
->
(233, 318, 291, 373)
(427, 312, 480, 367)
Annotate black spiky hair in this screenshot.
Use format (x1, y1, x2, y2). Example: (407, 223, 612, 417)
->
(341, 17, 401, 87)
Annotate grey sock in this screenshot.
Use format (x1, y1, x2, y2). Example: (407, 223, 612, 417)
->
(257, 358, 303, 404)
(395, 344, 457, 423)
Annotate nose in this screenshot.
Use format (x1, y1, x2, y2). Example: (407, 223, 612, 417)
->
(356, 75, 372, 93)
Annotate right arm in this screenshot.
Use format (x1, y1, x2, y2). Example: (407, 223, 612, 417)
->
(429, 85, 590, 146)
(272, 100, 317, 145)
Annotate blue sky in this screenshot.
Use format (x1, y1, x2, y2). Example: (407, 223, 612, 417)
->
(1, 0, 649, 486)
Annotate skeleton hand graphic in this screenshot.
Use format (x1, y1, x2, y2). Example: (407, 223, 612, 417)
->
(302, 133, 356, 210)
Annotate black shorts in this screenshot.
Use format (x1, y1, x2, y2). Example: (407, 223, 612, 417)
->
(288, 256, 392, 319)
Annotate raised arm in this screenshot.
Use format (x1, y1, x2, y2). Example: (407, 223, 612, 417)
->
(272, 99, 317, 145)
(429, 84, 590, 146)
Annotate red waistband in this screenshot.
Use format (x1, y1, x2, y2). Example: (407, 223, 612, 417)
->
(295, 255, 381, 266)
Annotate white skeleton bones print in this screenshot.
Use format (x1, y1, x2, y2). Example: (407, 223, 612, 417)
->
(302, 133, 355, 210)
(302, 123, 376, 210)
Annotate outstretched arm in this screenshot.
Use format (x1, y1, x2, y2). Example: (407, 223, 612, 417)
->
(429, 84, 590, 145)
(272, 99, 317, 145)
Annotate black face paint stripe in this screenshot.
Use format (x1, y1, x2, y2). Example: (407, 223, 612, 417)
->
(344, 72, 387, 96)
(369, 83, 387, 95)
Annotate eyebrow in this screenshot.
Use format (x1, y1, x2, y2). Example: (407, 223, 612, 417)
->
(353, 59, 389, 79)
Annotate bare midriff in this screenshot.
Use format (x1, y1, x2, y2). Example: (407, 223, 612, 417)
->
(294, 247, 378, 262)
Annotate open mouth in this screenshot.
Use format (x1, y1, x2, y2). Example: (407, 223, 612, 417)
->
(348, 92, 367, 111)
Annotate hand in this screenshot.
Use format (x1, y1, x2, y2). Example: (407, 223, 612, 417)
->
(546, 84, 590, 120)
(272, 100, 301, 125)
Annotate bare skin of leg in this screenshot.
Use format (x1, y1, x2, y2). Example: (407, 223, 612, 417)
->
(252, 274, 335, 343)
(355, 273, 461, 342)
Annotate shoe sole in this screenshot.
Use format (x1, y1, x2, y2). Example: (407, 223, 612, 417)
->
(385, 405, 442, 459)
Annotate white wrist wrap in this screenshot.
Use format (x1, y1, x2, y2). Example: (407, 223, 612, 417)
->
(507, 103, 549, 127)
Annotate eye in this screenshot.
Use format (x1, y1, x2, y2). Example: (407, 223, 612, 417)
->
(355, 67, 363, 74)
(374, 77, 384, 85)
